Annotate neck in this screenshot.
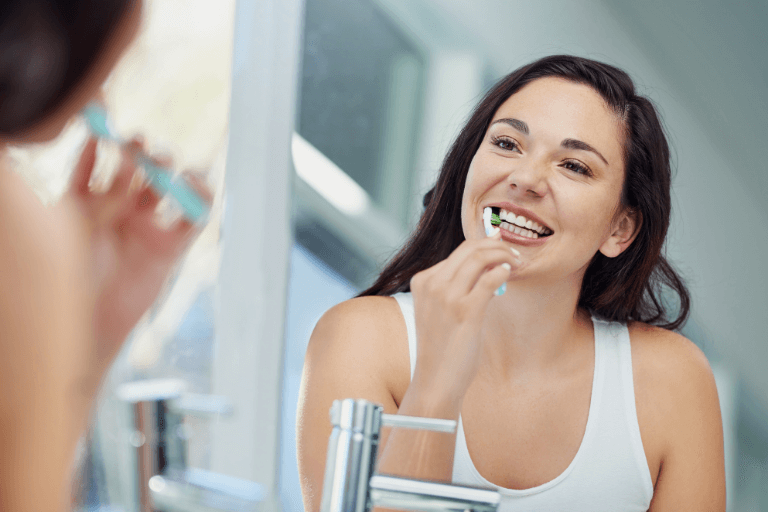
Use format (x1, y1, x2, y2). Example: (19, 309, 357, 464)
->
(479, 273, 593, 381)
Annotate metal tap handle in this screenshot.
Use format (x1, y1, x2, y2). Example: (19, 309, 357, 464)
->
(149, 468, 265, 512)
(115, 379, 258, 512)
(170, 393, 234, 418)
(380, 414, 456, 433)
(369, 475, 499, 512)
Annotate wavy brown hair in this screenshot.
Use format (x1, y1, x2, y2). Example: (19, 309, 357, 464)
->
(359, 54, 690, 330)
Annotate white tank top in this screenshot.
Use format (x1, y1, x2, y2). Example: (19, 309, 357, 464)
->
(392, 292, 653, 512)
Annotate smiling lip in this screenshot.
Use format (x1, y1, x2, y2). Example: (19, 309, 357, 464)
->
(498, 227, 549, 246)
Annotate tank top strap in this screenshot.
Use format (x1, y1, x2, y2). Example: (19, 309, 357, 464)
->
(589, 315, 654, 502)
(392, 292, 417, 379)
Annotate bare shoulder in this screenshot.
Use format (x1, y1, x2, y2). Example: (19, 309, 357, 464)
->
(298, 296, 412, 511)
(305, 295, 411, 402)
(628, 322, 723, 477)
(313, 295, 405, 341)
(628, 322, 716, 390)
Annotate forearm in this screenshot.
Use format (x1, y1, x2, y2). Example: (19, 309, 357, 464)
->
(0, 376, 94, 512)
(375, 382, 463, 483)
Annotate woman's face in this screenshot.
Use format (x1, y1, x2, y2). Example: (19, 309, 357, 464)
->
(461, 77, 637, 284)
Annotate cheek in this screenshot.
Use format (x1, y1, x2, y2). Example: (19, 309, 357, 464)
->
(460, 157, 490, 236)
(558, 187, 617, 240)
(460, 165, 476, 233)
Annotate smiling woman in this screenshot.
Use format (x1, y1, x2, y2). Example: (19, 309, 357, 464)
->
(297, 55, 725, 512)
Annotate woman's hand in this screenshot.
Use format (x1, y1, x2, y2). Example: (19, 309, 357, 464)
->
(64, 136, 213, 387)
(408, 231, 520, 412)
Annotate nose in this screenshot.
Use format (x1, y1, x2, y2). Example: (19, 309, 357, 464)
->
(505, 160, 548, 198)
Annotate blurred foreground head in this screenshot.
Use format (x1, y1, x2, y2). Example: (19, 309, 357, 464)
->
(0, 0, 140, 140)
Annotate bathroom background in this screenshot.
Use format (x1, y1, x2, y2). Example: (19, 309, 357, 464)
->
(11, 0, 768, 511)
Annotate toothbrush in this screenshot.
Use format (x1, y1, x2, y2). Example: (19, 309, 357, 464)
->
(483, 206, 506, 296)
(82, 103, 210, 223)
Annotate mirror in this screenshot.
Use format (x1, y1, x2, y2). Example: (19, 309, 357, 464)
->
(281, 1, 768, 511)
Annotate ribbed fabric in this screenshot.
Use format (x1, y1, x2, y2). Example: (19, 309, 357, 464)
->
(392, 292, 653, 512)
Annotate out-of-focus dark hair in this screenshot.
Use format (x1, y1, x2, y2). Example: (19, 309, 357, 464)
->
(360, 54, 690, 331)
(0, 0, 135, 134)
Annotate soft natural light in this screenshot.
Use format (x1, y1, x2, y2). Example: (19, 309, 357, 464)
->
(291, 132, 371, 216)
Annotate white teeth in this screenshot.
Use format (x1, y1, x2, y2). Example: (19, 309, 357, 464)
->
(497, 208, 553, 236)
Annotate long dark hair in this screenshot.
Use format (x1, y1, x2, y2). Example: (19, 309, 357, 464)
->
(0, 0, 135, 134)
(360, 54, 690, 331)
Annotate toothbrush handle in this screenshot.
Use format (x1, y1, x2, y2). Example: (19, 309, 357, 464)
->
(138, 156, 210, 223)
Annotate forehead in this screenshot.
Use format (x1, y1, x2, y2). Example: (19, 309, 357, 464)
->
(492, 77, 625, 167)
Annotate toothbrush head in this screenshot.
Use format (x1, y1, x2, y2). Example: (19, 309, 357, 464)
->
(483, 207, 499, 236)
(82, 103, 116, 140)
(490, 212, 501, 226)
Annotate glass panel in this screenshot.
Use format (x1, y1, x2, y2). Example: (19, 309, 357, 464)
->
(294, 0, 426, 289)
(279, 244, 358, 512)
(299, 0, 425, 228)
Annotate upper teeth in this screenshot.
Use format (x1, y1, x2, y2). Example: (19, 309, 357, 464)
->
(499, 209, 552, 235)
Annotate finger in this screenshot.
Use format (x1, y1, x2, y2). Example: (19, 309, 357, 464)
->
(440, 232, 513, 282)
(106, 139, 143, 197)
(135, 183, 162, 212)
(450, 245, 520, 295)
(70, 136, 98, 195)
(129, 154, 172, 210)
(155, 171, 214, 238)
(466, 262, 513, 306)
(180, 170, 214, 204)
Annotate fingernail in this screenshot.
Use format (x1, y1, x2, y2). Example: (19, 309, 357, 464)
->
(501, 263, 511, 271)
(510, 247, 521, 257)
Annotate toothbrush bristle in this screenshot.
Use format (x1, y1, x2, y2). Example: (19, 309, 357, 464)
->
(490, 213, 501, 225)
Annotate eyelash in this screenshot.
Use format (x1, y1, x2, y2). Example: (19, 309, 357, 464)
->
(490, 135, 520, 152)
(561, 160, 592, 177)
(489, 135, 593, 177)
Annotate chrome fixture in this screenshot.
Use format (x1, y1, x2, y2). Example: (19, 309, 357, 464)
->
(320, 399, 500, 512)
(116, 379, 265, 512)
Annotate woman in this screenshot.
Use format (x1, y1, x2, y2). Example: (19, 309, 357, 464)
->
(297, 55, 725, 511)
(0, 1, 210, 510)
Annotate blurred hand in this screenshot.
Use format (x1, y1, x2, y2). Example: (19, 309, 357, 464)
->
(65, 136, 213, 380)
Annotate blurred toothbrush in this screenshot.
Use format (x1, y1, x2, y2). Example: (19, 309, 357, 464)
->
(82, 102, 210, 223)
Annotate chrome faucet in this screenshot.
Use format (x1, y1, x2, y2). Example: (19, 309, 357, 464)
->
(320, 399, 500, 512)
(116, 379, 265, 512)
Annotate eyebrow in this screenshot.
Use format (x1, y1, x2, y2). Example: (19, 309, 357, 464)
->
(561, 138, 609, 165)
(492, 118, 529, 135)
(490, 118, 609, 165)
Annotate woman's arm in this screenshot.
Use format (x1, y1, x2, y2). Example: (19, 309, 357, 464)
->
(297, 235, 519, 512)
(637, 329, 726, 511)
(297, 296, 462, 512)
(0, 137, 211, 511)
(0, 165, 95, 512)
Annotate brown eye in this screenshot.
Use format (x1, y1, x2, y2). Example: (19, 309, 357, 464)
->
(490, 136, 520, 152)
(562, 160, 592, 177)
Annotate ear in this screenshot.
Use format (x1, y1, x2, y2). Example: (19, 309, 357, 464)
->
(599, 207, 641, 258)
